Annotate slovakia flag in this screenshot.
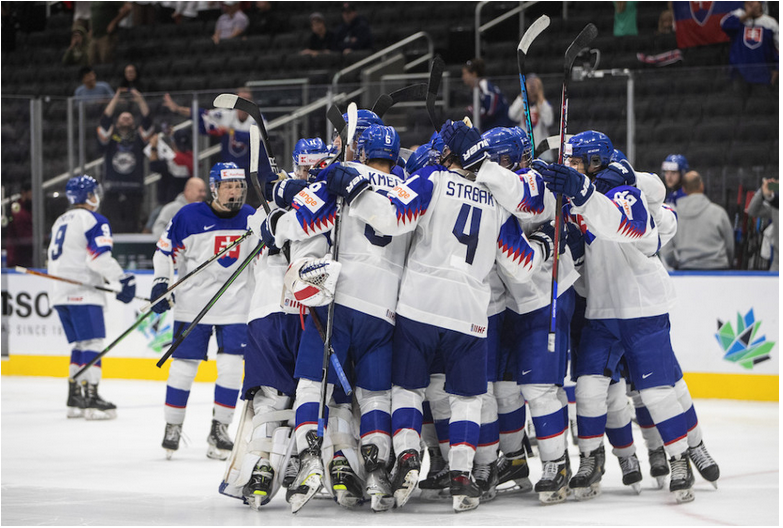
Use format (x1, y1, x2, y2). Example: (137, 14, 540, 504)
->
(672, 1, 743, 48)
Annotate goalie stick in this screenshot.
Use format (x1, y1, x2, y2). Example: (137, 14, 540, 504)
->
(426, 55, 445, 130)
(517, 15, 550, 157)
(15, 266, 149, 302)
(371, 83, 427, 118)
(548, 23, 598, 353)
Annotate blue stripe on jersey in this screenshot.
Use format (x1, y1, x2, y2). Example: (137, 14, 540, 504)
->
(635, 404, 655, 428)
(576, 413, 607, 439)
(497, 216, 536, 268)
(564, 385, 576, 403)
(85, 211, 113, 259)
(80, 350, 102, 369)
(214, 384, 239, 409)
(449, 420, 480, 449)
(655, 412, 688, 446)
(514, 168, 546, 214)
(498, 406, 526, 435)
(165, 386, 190, 409)
(531, 408, 567, 440)
(435, 419, 450, 443)
(392, 407, 423, 436)
(478, 419, 500, 447)
(295, 401, 322, 430)
(360, 409, 391, 438)
(386, 167, 437, 226)
(422, 400, 433, 424)
(610, 186, 649, 239)
(684, 404, 699, 432)
(606, 422, 634, 449)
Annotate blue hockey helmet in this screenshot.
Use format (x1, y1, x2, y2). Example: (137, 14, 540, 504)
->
(565, 130, 613, 175)
(661, 154, 689, 175)
(611, 148, 628, 163)
(482, 127, 531, 170)
(428, 131, 445, 153)
(357, 125, 400, 164)
(341, 109, 384, 145)
(405, 142, 441, 175)
(209, 161, 247, 212)
(66, 175, 102, 208)
(292, 138, 330, 179)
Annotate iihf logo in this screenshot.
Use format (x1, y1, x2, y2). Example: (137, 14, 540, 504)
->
(715, 308, 776, 369)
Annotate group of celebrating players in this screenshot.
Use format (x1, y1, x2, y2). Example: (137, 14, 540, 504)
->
(50, 102, 720, 514)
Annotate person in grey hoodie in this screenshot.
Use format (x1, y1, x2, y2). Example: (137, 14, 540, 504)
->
(746, 178, 779, 271)
(661, 171, 734, 270)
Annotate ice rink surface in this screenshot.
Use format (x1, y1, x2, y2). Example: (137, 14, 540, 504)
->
(1, 376, 778, 526)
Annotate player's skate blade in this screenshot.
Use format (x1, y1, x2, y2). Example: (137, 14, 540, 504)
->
(450, 471, 480, 513)
(287, 473, 323, 513)
(391, 449, 420, 508)
(206, 420, 233, 460)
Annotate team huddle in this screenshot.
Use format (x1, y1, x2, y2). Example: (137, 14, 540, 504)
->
(48, 106, 720, 514)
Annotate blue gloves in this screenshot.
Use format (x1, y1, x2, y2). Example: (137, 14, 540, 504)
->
(594, 160, 636, 195)
(273, 178, 308, 209)
(260, 209, 285, 249)
(533, 160, 595, 207)
(439, 119, 487, 170)
(150, 278, 171, 314)
(325, 164, 370, 205)
(565, 222, 585, 266)
(116, 273, 136, 304)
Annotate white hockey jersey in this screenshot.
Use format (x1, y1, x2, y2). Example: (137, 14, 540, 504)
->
(349, 161, 547, 337)
(476, 164, 580, 315)
(47, 208, 125, 306)
(274, 162, 411, 325)
(569, 184, 676, 320)
(154, 202, 257, 325)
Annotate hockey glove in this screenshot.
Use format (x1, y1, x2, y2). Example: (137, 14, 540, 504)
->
(536, 161, 595, 207)
(284, 255, 343, 307)
(246, 207, 268, 239)
(439, 119, 488, 170)
(264, 170, 288, 201)
(594, 159, 636, 195)
(116, 273, 136, 304)
(259, 209, 285, 249)
(528, 221, 565, 262)
(565, 222, 585, 267)
(325, 164, 370, 205)
(273, 178, 309, 209)
(150, 278, 172, 314)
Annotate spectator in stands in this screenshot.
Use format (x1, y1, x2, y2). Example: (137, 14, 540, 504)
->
(212, 2, 249, 45)
(335, 2, 372, 54)
(62, 22, 91, 66)
(97, 88, 154, 233)
(461, 57, 513, 132)
(5, 183, 33, 268)
(74, 66, 113, 101)
(720, 1, 779, 98)
(162, 87, 262, 176)
(508, 73, 553, 152)
(89, 1, 132, 64)
(152, 177, 207, 239)
(746, 178, 779, 270)
(657, 9, 674, 34)
(301, 12, 337, 56)
(73, 1, 91, 32)
(614, 1, 638, 37)
(661, 171, 735, 270)
(245, 1, 288, 37)
(661, 153, 689, 205)
(119, 63, 145, 92)
(149, 125, 193, 205)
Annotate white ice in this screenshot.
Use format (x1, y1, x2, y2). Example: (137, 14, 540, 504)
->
(1, 376, 779, 526)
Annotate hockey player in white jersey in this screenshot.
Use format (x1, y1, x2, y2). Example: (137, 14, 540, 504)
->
(249, 124, 410, 513)
(151, 162, 256, 461)
(49, 175, 136, 420)
(478, 126, 582, 504)
(220, 138, 331, 509)
(532, 131, 697, 503)
(327, 119, 554, 512)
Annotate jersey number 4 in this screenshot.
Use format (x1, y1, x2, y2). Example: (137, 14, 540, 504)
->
(50, 225, 67, 260)
(453, 204, 482, 265)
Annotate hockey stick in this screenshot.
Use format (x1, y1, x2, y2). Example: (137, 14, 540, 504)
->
(517, 15, 550, 157)
(15, 266, 149, 301)
(317, 102, 357, 438)
(71, 309, 156, 381)
(426, 56, 445, 130)
(548, 23, 598, 353)
(371, 83, 428, 118)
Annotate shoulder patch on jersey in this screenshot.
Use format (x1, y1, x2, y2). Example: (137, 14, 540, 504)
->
(389, 184, 418, 205)
(94, 236, 112, 247)
(294, 187, 325, 213)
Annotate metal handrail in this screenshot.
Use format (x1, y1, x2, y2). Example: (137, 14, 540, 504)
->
(474, 1, 541, 59)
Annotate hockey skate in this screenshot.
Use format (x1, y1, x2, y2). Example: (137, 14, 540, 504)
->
(648, 447, 669, 489)
(362, 444, 394, 512)
(286, 431, 324, 514)
(496, 449, 533, 494)
(282, 454, 299, 488)
(243, 458, 274, 510)
(207, 419, 233, 460)
(450, 470, 481, 513)
(419, 448, 450, 500)
(83, 384, 116, 420)
(162, 423, 182, 460)
(569, 445, 606, 501)
(330, 454, 364, 508)
(687, 441, 719, 488)
(67, 380, 86, 419)
(618, 453, 643, 494)
(669, 453, 695, 503)
(534, 452, 570, 504)
(473, 460, 499, 502)
(390, 449, 421, 508)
